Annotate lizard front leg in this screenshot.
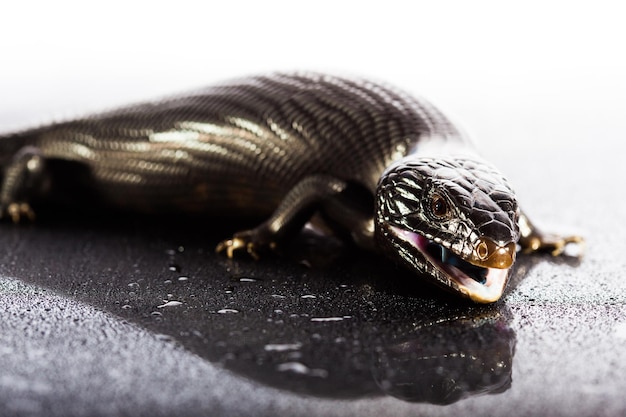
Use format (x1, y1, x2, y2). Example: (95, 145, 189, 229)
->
(216, 175, 374, 259)
(0, 147, 47, 223)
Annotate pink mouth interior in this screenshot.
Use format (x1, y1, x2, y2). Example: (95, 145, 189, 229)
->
(390, 226, 509, 303)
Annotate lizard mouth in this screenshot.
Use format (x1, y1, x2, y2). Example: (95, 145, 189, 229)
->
(389, 226, 511, 303)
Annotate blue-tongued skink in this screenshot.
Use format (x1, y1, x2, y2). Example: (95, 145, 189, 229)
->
(0, 73, 582, 303)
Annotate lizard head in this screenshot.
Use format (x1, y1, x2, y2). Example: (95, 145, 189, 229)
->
(375, 156, 520, 303)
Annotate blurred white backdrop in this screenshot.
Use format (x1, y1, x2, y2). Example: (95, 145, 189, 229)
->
(1, 0, 624, 156)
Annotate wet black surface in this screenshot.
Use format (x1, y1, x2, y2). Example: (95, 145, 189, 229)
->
(0, 212, 518, 402)
(1, 191, 624, 416)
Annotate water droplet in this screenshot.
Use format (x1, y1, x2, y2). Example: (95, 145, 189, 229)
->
(168, 264, 181, 272)
(276, 362, 328, 378)
(274, 309, 283, 314)
(157, 300, 183, 308)
(177, 246, 185, 253)
(127, 282, 139, 289)
(301, 294, 316, 299)
(264, 343, 302, 352)
(271, 294, 286, 299)
(238, 277, 257, 282)
(121, 305, 132, 309)
(178, 276, 189, 281)
(164, 279, 172, 284)
(155, 333, 173, 342)
(379, 379, 393, 391)
(310, 317, 345, 322)
(217, 308, 239, 314)
(151, 311, 163, 316)
(165, 249, 176, 256)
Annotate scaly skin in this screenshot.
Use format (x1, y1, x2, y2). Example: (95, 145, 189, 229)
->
(0, 73, 582, 302)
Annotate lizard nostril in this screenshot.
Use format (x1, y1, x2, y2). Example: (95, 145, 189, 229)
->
(472, 238, 516, 269)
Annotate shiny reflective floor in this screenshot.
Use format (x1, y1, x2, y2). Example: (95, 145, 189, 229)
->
(0, 184, 624, 417)
(2, 214, 520, 401)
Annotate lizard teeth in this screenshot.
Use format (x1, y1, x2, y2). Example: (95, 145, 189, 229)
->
(440, 246, 450, 263)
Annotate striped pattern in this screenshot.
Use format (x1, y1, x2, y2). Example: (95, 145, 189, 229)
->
(8, 73, 465, 215)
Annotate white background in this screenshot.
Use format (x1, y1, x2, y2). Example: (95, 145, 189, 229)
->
(1, 0, 624, 156)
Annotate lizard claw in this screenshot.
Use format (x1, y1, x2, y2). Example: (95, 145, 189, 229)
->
(215, 236, 262, 260)
(522, 233, 585, 257)
(1, 202, 36, 223)
(215, 228, 279, 260)
(548, 235, 585, 257)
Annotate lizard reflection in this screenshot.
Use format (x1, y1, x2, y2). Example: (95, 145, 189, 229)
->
(371, 309, 514, 404)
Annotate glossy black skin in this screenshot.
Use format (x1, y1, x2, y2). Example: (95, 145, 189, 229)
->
(0, 73, 467, 230)
(0, 74, 457, 212)
(0, 73, 566, 301)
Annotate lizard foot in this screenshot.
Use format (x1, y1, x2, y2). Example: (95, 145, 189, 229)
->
(215, 231, 277, 260)
(522, 233, 585, 257)
(1, 202, 36, 223)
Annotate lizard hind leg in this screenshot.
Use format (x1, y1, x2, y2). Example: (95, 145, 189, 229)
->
(0, 147, 47, 223)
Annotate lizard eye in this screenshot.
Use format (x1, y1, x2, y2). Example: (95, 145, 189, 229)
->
(430, 194, 450, 219)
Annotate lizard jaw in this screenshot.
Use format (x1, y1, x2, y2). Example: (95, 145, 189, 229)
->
(389, 226, 511, 303)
